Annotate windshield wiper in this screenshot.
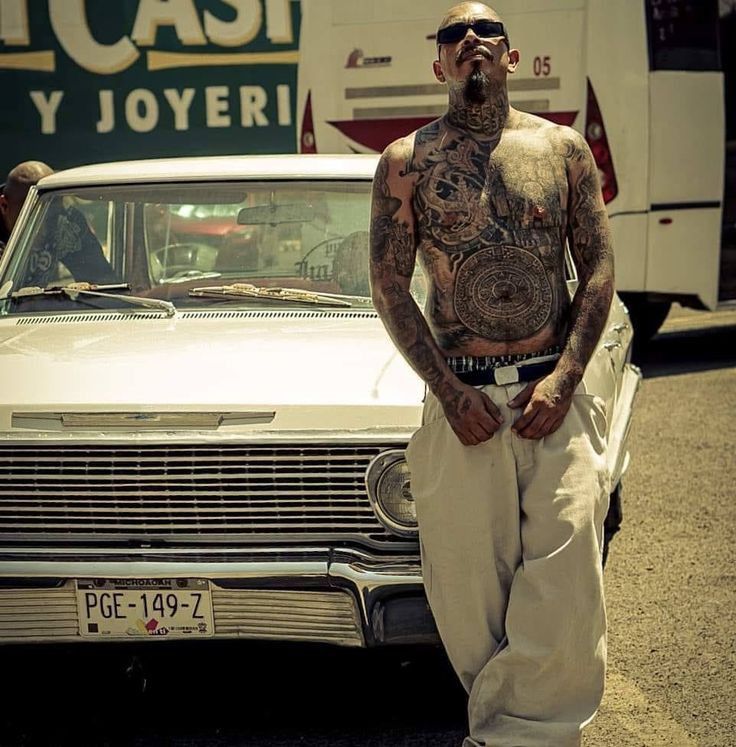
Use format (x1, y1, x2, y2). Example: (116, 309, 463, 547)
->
(10, 282, 176, 318)
(189, 283, 372, 308)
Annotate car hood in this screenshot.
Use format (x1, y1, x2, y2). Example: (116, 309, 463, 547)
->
(0, 311, 424, 433)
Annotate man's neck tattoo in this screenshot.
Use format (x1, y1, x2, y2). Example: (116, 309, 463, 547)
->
(446, 73, 510, 139)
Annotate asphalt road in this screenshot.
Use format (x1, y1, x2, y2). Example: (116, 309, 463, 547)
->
(1, 306, 734, 747)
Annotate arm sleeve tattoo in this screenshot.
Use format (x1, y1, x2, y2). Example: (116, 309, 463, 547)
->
(559, 129, 615, 382)
(369, 142, 462, 402)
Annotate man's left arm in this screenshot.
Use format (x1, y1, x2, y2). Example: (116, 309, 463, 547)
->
(511, 129, 614, 439)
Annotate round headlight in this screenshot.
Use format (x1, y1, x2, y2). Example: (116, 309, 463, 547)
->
(365, 449, 417, 536)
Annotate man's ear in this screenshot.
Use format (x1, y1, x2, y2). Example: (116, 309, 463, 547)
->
(0, 193, 7, 218)
(507, 48, 520, 73)
(433, 59, 446, 83)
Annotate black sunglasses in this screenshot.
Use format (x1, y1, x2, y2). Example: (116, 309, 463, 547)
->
(436, 20, 507, 45)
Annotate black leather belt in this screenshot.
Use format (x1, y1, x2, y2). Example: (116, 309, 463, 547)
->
(449, 356, 559, 386)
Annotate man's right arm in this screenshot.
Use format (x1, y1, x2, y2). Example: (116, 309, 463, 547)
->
(369, 141, 502, 446)
(57, 207, 119, 284)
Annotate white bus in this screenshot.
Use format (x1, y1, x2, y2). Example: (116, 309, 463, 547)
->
(296, 0, 727, 338)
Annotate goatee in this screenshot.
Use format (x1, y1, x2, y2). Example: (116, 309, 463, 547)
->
(464, 64, 490, 105)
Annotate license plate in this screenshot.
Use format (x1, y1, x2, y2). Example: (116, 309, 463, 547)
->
(76, 579, 214, 639)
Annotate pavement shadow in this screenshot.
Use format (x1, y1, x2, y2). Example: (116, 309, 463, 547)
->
(636, 322, 736, 379)
(0, 641, 466, 746)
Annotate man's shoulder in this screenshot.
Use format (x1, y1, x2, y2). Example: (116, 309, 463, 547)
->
(511, 112, 589, 160)
(380, 135, 413, 164)
(380, 117, 444, 162)
(514, 111, 579, 140)
(413, 117, 445, 148)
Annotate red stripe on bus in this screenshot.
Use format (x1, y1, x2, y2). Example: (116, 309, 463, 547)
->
(328, 112, 579, 152)
(540, 111, 579, 126)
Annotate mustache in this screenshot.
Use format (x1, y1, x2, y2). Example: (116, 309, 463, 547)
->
(456, 45, 492, 64)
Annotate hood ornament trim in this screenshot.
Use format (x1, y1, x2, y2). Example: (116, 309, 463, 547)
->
(12, 411, 276, 431)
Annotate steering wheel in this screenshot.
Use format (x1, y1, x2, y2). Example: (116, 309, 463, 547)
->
(151, 243, 218, 282)
(151, 242, 201, 267)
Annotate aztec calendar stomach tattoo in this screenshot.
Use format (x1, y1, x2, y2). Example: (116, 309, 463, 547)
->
(453, 246, 554, 341)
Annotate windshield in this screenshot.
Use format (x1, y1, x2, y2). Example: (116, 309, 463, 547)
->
(1, 180, 427, 315)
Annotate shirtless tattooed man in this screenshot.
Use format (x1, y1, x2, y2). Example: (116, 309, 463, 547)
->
(369, 3, 614, 746)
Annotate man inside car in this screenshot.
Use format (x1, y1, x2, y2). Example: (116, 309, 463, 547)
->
(0, 161, 118, 287)
(0, 161, 53, 256)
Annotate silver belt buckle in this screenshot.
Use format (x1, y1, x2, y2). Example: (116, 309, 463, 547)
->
(493, 365, 520, 386)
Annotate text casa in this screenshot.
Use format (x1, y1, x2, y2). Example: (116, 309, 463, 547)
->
(0, 0, 294, 74)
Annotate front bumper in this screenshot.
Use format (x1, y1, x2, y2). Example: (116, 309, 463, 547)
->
(0, 548, 439, 647)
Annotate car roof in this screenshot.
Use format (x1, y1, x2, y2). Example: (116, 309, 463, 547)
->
(37, 154, 381, 190)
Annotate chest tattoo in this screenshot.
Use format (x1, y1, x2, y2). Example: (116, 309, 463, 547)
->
(409, 130, 569, 345)
(415, 138, 491, 250)
(454, 245, 553, 340)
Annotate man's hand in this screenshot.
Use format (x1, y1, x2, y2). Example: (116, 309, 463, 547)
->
(439, 383, 504, 446)
(509, 372, 576, 440)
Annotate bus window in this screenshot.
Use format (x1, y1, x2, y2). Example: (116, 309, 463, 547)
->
(646, 0, 720, 71)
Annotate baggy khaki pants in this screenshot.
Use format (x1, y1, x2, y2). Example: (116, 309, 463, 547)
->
(405, 381, 610, 747)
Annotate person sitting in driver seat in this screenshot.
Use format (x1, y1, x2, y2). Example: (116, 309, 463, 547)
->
(0, 161, 53, 256)
(23, 198, 119, 288)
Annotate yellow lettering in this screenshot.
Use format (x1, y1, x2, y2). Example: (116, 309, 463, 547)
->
(97, 90, 115, 133)
(132, 0, 206, 47)
(30, 90, 63, 134)
(164, 88, 195, 130)
(0, 0, 29, 45)
(48, 0, 138, 74)
(204, 0, 261, 48)
(265, 0, 292, 44)
(205, 86, 231, 127)
(276, 84, 291, 126)
(126, 88, 159, 132)
(239, 86, 268, 127)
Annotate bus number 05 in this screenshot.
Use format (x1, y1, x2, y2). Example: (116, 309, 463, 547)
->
(533, 56, 551, 76)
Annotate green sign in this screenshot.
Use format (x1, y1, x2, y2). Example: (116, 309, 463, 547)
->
(0, 0, 301, 177)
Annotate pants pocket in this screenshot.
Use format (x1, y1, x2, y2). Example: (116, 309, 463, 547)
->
(405, 417, 447, 503)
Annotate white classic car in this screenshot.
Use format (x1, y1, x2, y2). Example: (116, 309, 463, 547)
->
(0, 155, 640, 646)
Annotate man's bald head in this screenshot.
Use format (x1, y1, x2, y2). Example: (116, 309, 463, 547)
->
(0, 160, 53, 241)
(4, 161, 53, 202)
(438, 1, 503, 32)
(433, 1, 517, 105)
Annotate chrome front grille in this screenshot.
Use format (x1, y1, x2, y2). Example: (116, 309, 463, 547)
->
(0, 444, 407, 548)
(0, 587, 79, 640)
(211, 588, 363, 646)
(0, 584, 363, 646)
